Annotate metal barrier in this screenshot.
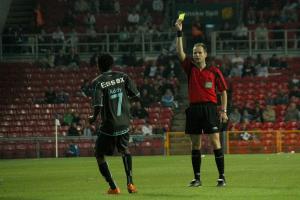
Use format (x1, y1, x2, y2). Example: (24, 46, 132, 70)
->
(0, 134, 166, 159)
(0, 32, 175, 60)
(2, 29, 300, 60)
(212, 29, 300, 56)
(165, 130, 300, 155)
(227, 130, 300, 154)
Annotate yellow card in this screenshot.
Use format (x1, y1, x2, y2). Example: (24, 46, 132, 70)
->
(178, 13, 185, 21)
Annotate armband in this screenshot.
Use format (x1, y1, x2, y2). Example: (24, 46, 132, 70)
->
(177, 31, 183, 37)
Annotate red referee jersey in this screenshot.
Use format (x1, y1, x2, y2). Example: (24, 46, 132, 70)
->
(181, 57, 227, 104)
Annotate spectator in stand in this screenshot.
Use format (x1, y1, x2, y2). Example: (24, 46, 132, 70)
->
(139, 9, 152, 26)
(139, 77, 154, 94)
(163, 59, 180, 79)
(152, 0, 164, 12)
(241, 109, 252, 122)
(52, 26, 65, 52)
(34, 3, 44, 31)
(249, 104, 263, 122)
(113, 0, 120, 14)
(284, 102, 300, 122)
(279, 57, 288, 69)
(90, 0, 100, 14)
(84, 12, 96, 27)
(39, 50, 55, 68)
(54, 49, 67, 66)
(289, 86, 300, 98)
(229, 107, 241, 123)
(66, 47, 80, 68)
(262, 105, 276, 122)
(246, 7, 256, 25)
(68, 122, 80, 136)
(229, 63, 242, 77)
(140, 88, 153, 108)
(274, 89, 289, 105)
(161, 89, 177, 108)
(74, 0, 90, 14)
(86, 25, 97, 45)
(231, 51, 244, 71)
(269, 54, 281, 68)
(52, 26, 64, 43)
(265, 92, 275, 105)
(131, 101, 148, 119)
(63, 109, 75, 126)
(83, 120, 93, 136)
(66, 28, 79, 49)
(288, 74, 300, 89)
(72, 112, 81, 125)
(144, 60, 158, 78)
(233, 22, 248, 49)
(255, 22, 269, 49)
(256, 60, 269, 77)
(242, 57, 256, 77)
(141, 121, 153, 136)
(127, 9, 140, 26)
(119, 26, 130, 51)
(45, 87, 57, 104)
(56, 90, 69, 103)
(66, 143, 80, 157)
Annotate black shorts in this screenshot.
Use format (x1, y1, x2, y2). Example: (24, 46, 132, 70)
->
(185, 102, 219, 134)
(95, 133, 129, 157)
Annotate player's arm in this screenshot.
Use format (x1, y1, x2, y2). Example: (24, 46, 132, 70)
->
(219, 90, 228, 123)
(125, 75, 140, 101)
(89, 83, 103, 124)
(89, 106, 100, 124)
(175, 19, 186, 62)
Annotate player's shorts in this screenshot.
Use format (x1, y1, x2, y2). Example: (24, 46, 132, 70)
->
(185, 102, 219, 134)
(95, 132, 129, 157)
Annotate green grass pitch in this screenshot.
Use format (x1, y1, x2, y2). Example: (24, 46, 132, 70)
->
(0, 154, 300, 200)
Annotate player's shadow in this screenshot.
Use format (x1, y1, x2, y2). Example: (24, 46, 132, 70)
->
(141, 192, 196, 198)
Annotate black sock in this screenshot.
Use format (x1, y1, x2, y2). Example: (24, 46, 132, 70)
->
(98, 161, 117, 189)
(214, 148, 225, 179)
(122, 154, 133, 184)
(191, 150, 201, 180)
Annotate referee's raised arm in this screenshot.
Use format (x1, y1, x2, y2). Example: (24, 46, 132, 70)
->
(175, 19, 186, 62)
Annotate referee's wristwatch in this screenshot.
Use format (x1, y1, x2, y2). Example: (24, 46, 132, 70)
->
(220, 109, 227, 113)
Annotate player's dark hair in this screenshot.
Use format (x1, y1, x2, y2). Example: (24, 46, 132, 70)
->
(98, 53, 114, 72)
(193, 43, 207, 53)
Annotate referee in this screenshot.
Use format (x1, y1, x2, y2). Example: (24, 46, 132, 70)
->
(175, 19, 228, 187)
(89, 53, 140, 194)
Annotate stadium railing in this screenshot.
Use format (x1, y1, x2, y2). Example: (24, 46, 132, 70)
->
(212, 29, 300, 56)
(0, 32, 175, 60)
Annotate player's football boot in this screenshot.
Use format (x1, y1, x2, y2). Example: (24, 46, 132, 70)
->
(107, 187, 121, 194)
(216, 177, 226, 187)
(127, 183, 137, 193)
(188, 179, 202, 187)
